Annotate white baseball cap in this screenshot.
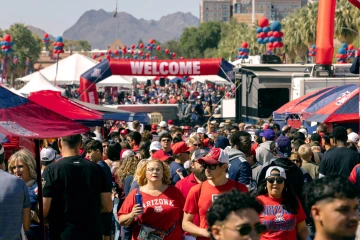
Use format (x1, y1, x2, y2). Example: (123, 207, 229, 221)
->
(219, 122, 225, 128)
(121, 149, 135, 159)
(191, 149, 208, 161)
(40, 147, 56, 162)
(265, 166, 286, 179)
(158, 121, 167, 128)
(197, 127, 206, 134)
(298, 128, 308, 137)
(150, 141, 161, 151)
(348, 132, 359, 143)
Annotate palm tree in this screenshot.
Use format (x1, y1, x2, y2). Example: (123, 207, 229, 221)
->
(334, 0, 359, 44)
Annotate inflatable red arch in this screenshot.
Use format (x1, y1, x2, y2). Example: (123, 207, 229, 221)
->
(80, 58, 235, 104)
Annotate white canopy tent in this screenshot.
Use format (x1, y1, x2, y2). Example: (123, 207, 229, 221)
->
(97, 75, 133, 87)
(191, 75, 233, 85)
(16, 53, 97, 85)
(18, 72, 66, 96)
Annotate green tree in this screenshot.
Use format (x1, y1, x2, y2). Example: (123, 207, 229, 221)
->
(2, 23, 41, 78)
(75, 40, 91, 51)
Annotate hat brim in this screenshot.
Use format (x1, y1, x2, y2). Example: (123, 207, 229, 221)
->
(158, 156, 174, 162)
(276, 149, 290, 158)
(198, 156, 219, 165)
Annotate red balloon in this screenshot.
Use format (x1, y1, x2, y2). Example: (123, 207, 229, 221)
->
(1, 45, 6, 50)
(131, 50, 135, 55)
(165, 49, 170, 54)
(98, 59, 102, 62)
(52, 42, 57, 46)
(279, 32, 284, 37)
(122, 49, 127, 54)
(131, 44, 135, 49)
(100, 52, 104, 56)
(279, 42, 284, 48)
(139, 43, 144, 48)
(139, 50, 143, 56)
(106, 55, 110, 61)
(267, 31, 273, 37)
(268, 47, 273, 51)
(258, 17, 269, 28)
(2, 34, 11, 42)
(241, 42, 248, 48)
(146, 53, 150, 57)
(256, 33, 260, 38)
(108, 50, 112, 54)
(149, 39, 155, 44)
(348, 44, 354, 50)
(172, 52, 176, 58)
(156, 46, 161, 51)
(44, 33, 49, 38)
(273, 42, 280, 48)
(273, 31, 281, 38)
(180, 57, 184, 60)
(259, 32, 267, 39)
(93, 54, 97, 59)
(268, 42, 273, 48)
(114, 50, 119, 55)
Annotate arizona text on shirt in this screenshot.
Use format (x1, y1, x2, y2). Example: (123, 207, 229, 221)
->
(130, 61, 201, 75)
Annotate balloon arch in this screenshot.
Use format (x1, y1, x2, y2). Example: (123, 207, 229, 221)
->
(79, 58, 234, 104)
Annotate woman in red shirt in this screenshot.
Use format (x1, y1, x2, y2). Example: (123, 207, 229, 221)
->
(256, 166, 308, 240)
(118, 159, 185, 240)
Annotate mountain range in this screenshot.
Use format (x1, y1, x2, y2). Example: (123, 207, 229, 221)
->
(29, 10, 200, 49)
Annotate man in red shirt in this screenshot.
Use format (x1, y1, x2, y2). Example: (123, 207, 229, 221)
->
(182, 148, 248, 240)
(176, 149, 208, 239)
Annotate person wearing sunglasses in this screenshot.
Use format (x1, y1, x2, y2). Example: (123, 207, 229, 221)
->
(188, 136, 203, 150)
(290, 152, 313, 187)
(160, 133, 173, 155)
(207, 190, 266, 240)
(183, 148, 248, 240)
(256, 166, 309, 240)
(170, 142, 192, 184)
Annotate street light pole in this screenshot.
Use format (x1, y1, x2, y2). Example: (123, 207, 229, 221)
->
(252, 0, 255, 25)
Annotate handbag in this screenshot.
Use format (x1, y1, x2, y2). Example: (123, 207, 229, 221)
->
(137, 221, 178, 240)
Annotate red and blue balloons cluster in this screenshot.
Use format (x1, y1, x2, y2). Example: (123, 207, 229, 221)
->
(337, 43, 349, 63)
(235, 42, 250, 59)
(52, 36, 64, 54)
(347, 44, 355, 59)
(256, 18, 284, 50)
(308, 44, 316, 57)
(1, 34, 14, 54)
(43, 33, 50, 48)
(13, 55, 18, 65)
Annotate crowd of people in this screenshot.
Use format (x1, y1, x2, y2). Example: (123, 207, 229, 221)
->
(1, 118, 360, 240)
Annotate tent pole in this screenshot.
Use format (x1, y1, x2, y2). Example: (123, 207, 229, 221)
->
(35, 139, 45, 240)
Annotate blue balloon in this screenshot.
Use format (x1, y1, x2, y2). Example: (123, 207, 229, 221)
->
(341, 43, 348, 49)
(338, 48, 346, 54)
(133, 56, 138, 59)
(238, 48, 241, 52)
(312, 44, 316, 49)
(9, 42, 14, 46)
(256, 27, 263, 33)
(257, 38, 264, 44)
(244, 55, 249, 59)
(55, 36, 63, 42)
(352, 50, 356, 53)
(269, 36, 276, 43)
(270, 21, 282, 31)
(277, 38, 283, 42)
(263, 37, 269, 43)
(263, 27, 270, 33)
(243, 48, 250, 53)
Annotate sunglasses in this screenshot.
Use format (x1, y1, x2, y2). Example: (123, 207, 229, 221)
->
(223, 223, 266, 236)
(201, 162, 220, 170)
(290, 159, 301, 163)
(161, 139, 171, 142)
(193, 144, 201, 147)
(266, 177, 285, 184)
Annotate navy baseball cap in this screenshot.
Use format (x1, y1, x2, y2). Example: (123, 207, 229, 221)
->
(261, 129, 275, 140)
(255, 129, 263, 137)
(275, 136, 291, 158)
(215, 136, 230, 149)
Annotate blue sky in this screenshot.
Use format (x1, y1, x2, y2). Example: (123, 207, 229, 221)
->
(0, 0, 199, 36)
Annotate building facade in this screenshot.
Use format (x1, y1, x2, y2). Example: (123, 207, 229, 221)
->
(200, 0, 307, 24)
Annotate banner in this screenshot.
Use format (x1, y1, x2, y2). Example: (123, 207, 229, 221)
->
(80, 58, 234, 104)
(348, 0, 360, 9)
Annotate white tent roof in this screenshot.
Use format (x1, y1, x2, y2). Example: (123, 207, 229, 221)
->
(191, 75, 233, 85)
(16, 53, 97, 84)
(18, 72, 66, 96)
(97, 75, 133, 87)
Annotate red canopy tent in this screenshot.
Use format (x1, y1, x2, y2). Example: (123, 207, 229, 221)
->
(28, 90, 103, 126)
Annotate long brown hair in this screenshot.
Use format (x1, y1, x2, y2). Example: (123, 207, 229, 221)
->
(116, 155, 140, 184)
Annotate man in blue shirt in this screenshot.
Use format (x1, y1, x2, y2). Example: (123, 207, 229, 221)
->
(170, 141, 192, 184)
(0, 143, 31, 240)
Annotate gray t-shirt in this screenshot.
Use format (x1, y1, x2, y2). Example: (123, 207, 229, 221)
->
(0, 169, 30, 240)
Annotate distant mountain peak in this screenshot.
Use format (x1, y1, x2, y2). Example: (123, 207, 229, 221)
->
(27, 25, 56, 41)
(63, 10, 199, 49)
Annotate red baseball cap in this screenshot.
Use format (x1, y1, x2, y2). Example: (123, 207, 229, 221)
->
(120, 129, 129, 135)
(198, 148, 229, 165)
(168, 120, 174, 125)
(152, 150, 174, 162)
(151, 124, 158, 130)
(172, 142, 192, 155)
